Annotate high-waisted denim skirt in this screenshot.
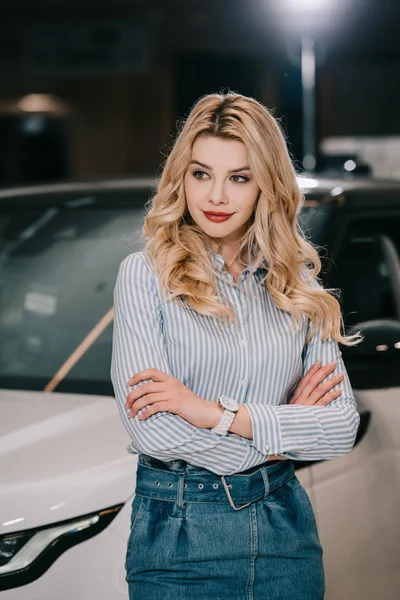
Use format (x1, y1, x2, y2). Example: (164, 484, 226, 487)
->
(125, 454, 325, 600)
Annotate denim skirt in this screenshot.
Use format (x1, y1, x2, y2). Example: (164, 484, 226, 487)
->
(125, 454, 325, 600)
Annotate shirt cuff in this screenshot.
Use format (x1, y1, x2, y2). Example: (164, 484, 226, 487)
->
(245, 404, 320, 456)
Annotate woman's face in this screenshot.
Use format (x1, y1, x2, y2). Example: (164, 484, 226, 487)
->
(184, 135, 261, 245)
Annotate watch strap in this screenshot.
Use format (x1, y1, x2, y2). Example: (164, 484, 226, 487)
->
(211, 407, 237, 436)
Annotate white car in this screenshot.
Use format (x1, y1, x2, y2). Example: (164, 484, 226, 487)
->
(0, 176, 399, 599)
(1, 389, 135, 599)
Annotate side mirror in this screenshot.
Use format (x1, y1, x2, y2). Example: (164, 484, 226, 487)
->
(340, 319, 400, 389)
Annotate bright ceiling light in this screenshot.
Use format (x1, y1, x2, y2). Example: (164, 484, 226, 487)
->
(284, 0, 332, 10)
(296, 176, 319, 189)
(17, 94, 67, 114)
(330, 186, 344, 197)
(344, 160, 357, 172)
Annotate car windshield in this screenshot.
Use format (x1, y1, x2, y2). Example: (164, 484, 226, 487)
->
(0, 186, 339, 397)
(0, 192, 147, 396)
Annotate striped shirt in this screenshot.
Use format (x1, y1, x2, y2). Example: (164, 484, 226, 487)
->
(110, 250, 360, 476)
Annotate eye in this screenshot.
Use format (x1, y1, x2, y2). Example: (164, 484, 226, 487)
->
(192, 170, 209, 180)
(231, 175, 250, 183)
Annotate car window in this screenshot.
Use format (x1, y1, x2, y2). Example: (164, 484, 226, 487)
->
(0, 204, 145, 396)
(324, 215, 400, 327)
(298, 203, 334, 247)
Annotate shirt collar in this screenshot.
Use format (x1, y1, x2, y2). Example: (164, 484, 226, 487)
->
(208, 246, 269, 275)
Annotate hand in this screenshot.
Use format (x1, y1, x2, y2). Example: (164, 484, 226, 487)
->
(290, 361, 344, 406)
(125, 368, 222, 429)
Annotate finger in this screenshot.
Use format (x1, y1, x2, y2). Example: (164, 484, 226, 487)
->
(291, 361, 320, 399)
(127, 368, 170, 387)
(291, 361, 331, 402)
(299, 362, 337, 400)
(291, 367, 339, 406)
(291, 361, 321, 400)
(290, 395, 315, 406)
(125, 382, 162, 409)
(128, 392, 169, 418)
(308, 373, 344, 403)
(315, 389, 342, 406)
(291, 385, 342, 407)
(138, 400, 176, 420)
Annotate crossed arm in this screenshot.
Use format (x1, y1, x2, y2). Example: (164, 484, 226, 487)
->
(110, 253, 360, 476)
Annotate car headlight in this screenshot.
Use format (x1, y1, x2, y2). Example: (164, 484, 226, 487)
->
(0, 503, 123, 591)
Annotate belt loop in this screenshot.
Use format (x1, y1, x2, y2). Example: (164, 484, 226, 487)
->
(176, 473, 185, 508)
(260, 466, 270, 498)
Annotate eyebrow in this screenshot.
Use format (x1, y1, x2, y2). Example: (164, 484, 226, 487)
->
(190, 160, 250, 173)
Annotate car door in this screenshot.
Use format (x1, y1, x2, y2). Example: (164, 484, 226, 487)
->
(308, 211, 400, 600)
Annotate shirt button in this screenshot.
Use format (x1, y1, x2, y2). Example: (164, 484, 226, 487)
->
(265, 444, 271, 453)
(240, 378, 247, 387)
(240, 338, 248, 346)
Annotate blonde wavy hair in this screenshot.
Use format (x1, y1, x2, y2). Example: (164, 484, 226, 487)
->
(141, 91, 362, 347)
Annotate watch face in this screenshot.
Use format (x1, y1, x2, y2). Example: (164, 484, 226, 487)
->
(220, 396, 239, 411)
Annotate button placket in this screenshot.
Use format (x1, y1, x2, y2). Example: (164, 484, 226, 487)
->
(236, 289, 250, 400)
(237, 301, 249, 346)
(238, 284, 250, 323)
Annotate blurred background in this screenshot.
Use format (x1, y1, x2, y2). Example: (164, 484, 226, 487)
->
(1, 2, 400, 600)
(1, 0, 400, 185)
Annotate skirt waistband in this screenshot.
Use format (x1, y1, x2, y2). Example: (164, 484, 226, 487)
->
(134, 455, 296, 511)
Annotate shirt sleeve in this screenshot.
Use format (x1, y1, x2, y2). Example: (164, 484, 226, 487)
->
(244, 319, 361, 460)
(110, 252, 270, 476)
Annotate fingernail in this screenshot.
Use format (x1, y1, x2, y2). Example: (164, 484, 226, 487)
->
(314, 360, 321, 367)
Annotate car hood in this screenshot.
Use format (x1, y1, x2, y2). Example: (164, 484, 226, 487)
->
(0, 388, 137, 534)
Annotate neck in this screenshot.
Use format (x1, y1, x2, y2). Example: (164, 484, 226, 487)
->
(215, 245, 240, 269)
(214, 245, 255, 271)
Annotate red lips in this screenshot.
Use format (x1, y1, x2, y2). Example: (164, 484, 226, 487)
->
(203, 211, 233, 216)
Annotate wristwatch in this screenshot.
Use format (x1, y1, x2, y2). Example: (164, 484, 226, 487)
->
(211, 395, 240, 436)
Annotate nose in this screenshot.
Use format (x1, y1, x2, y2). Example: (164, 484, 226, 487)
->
(209, 179, 228, 205)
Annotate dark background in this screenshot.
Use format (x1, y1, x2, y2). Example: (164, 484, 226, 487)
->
(0, 0, 399, 184)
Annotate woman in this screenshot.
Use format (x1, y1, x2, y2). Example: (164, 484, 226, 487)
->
(111, 92, 362, 600)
